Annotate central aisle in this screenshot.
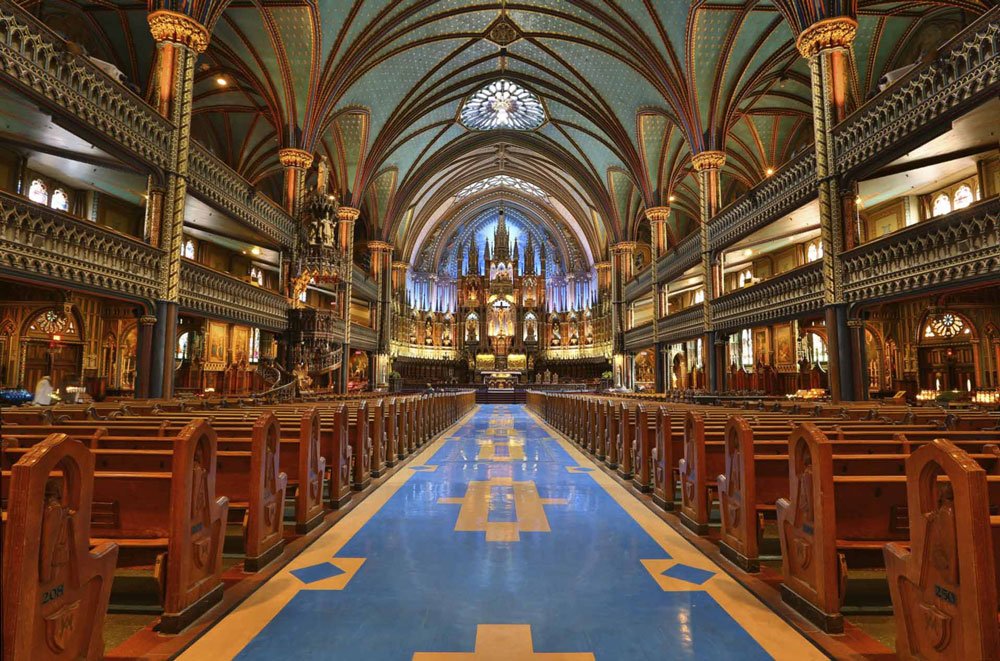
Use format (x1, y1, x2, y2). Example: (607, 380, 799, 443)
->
(181, 405, 824, 660)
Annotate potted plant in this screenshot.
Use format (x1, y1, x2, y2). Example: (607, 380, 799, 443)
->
(388, 370, 402, 393)
(600, 370, 613, 390)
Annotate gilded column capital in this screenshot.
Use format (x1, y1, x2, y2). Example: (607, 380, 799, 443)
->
(148, 10, 210, 53)
(337, 206, 361, 222)
(645, 206, 671, 223)
(796, 17, 858, 58)
(278, 148, 314, 170)
(139, 314, 158, 326)
(691, 150, 727, 172)
(611, 241, 637, 254)
(367, 240, 394, 254)
(595, 261, 612, 272)
(392, 260, 410, 271)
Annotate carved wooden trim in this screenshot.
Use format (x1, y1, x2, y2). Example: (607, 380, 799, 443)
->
(1, 434, 118, 661)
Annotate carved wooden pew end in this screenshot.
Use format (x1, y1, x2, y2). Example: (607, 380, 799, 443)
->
(2, 434, 119, 661)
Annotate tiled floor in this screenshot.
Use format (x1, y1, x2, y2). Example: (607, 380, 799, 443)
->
(179, 405, 826, 660)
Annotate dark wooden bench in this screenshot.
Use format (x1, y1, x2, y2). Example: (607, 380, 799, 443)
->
(1, 434, 118, 661)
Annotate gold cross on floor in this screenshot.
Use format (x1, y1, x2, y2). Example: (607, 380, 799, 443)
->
(439, 478, 567, 542)
(412, 624, 594, 660)
(476, 439, 525, 461)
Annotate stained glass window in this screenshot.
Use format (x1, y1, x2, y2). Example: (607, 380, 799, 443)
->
(176, 332, 190, 360)
(924, 312, 970, 338)
(932, 193, 952, 217)
(740, 329, 753, 369)
(953, 185, 974, 210)
(183, 239, 196, 259)
(455, 175, 545, 199)
(249, 266, 264, 286)
(809, 333, 829, 366)
(693, 289, 705, 304)
(250, 328, 260, 363)
(28, 179, 48, 204)
(807, 241, 823, 262)
(460, 79, 546, 131)
(50, 188, 69, 212)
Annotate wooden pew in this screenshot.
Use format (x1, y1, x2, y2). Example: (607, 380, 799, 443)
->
(884, 439, 1000, 660)
(775, 423, 994, 633)
(2, 434, 119, 661)
(717, 421, 1000, 573)
(4, 421, 230, 632)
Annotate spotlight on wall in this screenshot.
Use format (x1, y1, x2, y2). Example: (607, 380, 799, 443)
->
(216, 76, 228, 87)
(765, 167, 774, 177)
(250, 246, 261, 256)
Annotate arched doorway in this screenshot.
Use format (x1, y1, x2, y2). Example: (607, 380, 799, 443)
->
(918, 310, 977, 391)
(21, 307, 84, 390)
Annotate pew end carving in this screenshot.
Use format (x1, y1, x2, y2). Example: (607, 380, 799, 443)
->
(719, 415, 759, 572)
(157, 419, 229, 633)
(2, 433, 118, 661)
(776, 423, 844, 634)
(244, 412, 287, 572)
(884, 439, 1000, 660)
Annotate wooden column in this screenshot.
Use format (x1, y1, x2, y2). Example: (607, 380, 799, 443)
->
(369, 240, 394, 388)
(610, 242, 636, 387)
(336, 206, 359, 393)
(798, 16, 859, 402)
(278, 148, 313, 216)
(692, 150, 726, 392)
(147, 10, 210, 398)
(647, 206, 670, 393)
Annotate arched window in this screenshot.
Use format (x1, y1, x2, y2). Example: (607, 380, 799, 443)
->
(923, 311, 971, 339)
(250, 328, 261, 363)
(932, 193, 952, 217)
(182, 239, 196, 260)
(807, 241, 823, 262)
(953, 185, 974, 210)
(298, 289, 307, 303)
(249, 266, 264, 287)
(50, 188, 69, 212)
(693, 289, 705, 304)
(176, 331, 190, 360)
(28, 179, 48, 205)
(738, 268, 753, 288)
(808, 333, 829, 367)
(740, 329, 753, 368)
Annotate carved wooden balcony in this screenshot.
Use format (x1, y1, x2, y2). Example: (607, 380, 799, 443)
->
(658, 305, 705, 344)
(834, 7, 1000, 177)
(0, 190, 162, 302)
(660, 233, 702, 284)
(0, 0, 172, 169)
(179, 260, 289, 331)
(624, 321, 654, 351)
(711, 262, 823, 332)
(708, 152, 818, 251)
(0, 0, 297, 249)
(188, 146, 296, 247)
(842, 196, 1000, 304)
(349, 322, 378, 350)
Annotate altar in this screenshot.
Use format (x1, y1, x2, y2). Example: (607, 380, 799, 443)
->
(483, 371, 520, 390)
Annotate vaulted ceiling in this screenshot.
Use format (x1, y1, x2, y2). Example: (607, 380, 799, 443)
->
(29, 0, 991, 269)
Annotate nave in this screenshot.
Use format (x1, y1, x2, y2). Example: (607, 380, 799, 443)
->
(180, 404, 821, 660)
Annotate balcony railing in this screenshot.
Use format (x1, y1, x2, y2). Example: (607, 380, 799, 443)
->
(834, 6, 1000, 177)
(842, 196, 1000, 304)
(179, 260, 289, 331)
(0, 191, 162, 302)
(658, 305, 705, 343)
(0, 0, 172, 170)
(0, 1, 297, 249)
(624, 322, 654, 351)
(712, 262, 823, 331)
(708, 151, 817, 250)
(660, 232, 702, 284)
(187, 146, 296, 247)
